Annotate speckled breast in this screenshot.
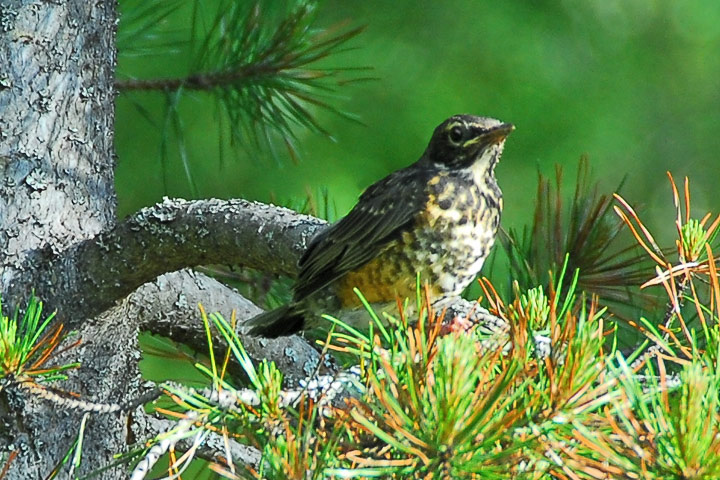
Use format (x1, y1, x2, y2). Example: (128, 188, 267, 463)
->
(334, 171, 501, 308)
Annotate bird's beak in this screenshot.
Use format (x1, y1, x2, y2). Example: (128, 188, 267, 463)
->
(484, 123, 515, 144)
(464, 123, 515, 148)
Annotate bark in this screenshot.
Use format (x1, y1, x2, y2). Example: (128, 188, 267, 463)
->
(1, 304, 143, 478)
(0, 0, 117, 293)
(0, 1, 133, 477)
(130, 269, 330, 385)
(19, 198, 325, 328)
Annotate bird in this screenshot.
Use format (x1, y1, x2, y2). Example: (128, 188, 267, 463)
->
(246, 114, 514, 337)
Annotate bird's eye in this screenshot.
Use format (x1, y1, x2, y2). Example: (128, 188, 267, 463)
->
(448, 126, 464, 144)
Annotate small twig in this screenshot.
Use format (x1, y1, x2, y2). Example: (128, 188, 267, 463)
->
(16, 380, 161, 414)
(630, 275, 689, 370)
(115, 64, 277, 92)
(0, 451, 17, 480)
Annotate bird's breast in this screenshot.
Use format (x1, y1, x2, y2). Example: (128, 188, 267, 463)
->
(333, 172, 502, 307)
(415, 173, 501, 295)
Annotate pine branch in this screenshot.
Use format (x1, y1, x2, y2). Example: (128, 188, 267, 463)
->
(131, 269, 326, 385)
(115, 63, 288, 92)
(117, 0, 369, 167)
(129, 408, 261, 474)
(497, 158, 658, 315)
(14, 199, 324, 327)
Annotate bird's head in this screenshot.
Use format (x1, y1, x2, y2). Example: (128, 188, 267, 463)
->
(423, 115, 514, 174)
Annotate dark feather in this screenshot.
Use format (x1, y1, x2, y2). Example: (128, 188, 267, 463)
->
(293, 165, 431, 300)
(245, 305, 305, 337)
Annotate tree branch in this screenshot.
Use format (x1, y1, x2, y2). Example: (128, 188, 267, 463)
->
(20, 198, 325, 326)
(115, 63, 281, 92)
(129, 408, 261, 473)
(130, 269, 329, 385)
(16, 197, 506, 364)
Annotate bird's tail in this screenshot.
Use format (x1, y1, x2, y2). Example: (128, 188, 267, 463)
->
(245, 304, 305, 338)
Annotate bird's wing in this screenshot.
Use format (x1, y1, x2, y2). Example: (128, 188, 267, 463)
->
(293, 166, 429, 300)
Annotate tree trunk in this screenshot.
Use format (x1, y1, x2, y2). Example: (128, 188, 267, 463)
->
(0, 0, 117, 287)
(0, 1, 141, 477)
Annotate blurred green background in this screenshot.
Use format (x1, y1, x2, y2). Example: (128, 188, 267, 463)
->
(116, 0, 720, 257)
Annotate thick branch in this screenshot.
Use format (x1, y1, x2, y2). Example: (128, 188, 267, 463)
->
(21, 198, 325, 325)
(130, 270, 328, 385)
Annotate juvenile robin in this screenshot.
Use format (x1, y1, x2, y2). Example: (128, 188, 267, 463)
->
(247, 114, 514, 337)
